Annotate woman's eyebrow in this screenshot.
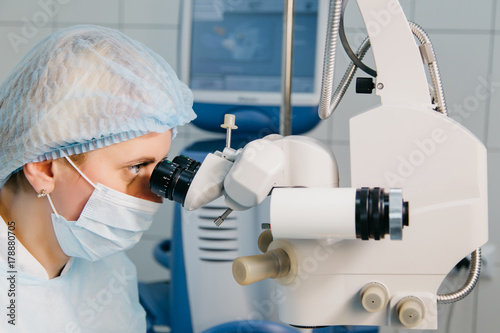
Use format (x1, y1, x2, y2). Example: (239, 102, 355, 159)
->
(123, 156, 156, 165)
(123, 153, 169, 165)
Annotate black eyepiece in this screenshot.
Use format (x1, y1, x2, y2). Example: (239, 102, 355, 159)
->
(149, 155, 201, 205)
(355, 187, 409, 240)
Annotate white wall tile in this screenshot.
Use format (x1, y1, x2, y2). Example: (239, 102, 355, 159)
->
(183, 122, 226, 143)
(122, 28, 178, 71)
(303, 116, 330, 142)
(476, 266, 500, 332)
(438, 276, 479, 333)
(343, 0, 367, 30)
(343, 0, 414, 30)
(168, 135, 190, 160)
(330, 143, 351, 187)
(487, 151, 500, 254)
(487, 36, 500, 149)
(0, 26, 53, 82)
(429, 33, 490, 142)
(175, 122, 196, 142)
(414, 0, 494, 30)
(0, 0, 57, 22)
(497, 1, 500, 30)
(127, 236, 171, 282)
(123, 0, 180, 26)
(55, 22, 118, 31)
(56, 0, 120, 25)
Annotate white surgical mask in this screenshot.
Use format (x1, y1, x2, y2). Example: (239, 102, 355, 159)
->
(48, 156, 161, 261)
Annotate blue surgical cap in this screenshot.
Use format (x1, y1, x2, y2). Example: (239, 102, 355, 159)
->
(0, 25, 196, 188)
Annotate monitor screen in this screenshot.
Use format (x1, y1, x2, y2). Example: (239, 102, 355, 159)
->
(189, 0, 319, 94)
(179, 0, 328, 134)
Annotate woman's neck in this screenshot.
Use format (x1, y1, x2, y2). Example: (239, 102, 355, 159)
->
(0, 186, 70, 279)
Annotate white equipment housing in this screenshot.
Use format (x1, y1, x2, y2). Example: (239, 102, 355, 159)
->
(264, 0, 489, 329)
(267, 107, 487, 330)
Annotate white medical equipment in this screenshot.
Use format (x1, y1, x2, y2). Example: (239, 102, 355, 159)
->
(151, 0, 488, 330)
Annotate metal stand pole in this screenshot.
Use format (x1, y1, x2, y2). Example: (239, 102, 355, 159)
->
(280, 0, 295, 136)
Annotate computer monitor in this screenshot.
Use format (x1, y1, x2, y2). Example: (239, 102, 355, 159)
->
(179, 0, 328, 135)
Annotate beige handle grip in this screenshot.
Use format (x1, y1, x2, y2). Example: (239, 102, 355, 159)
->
(232, 248, 290, 285)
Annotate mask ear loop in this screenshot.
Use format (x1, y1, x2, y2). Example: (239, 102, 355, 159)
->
(46, 156, 97, 217)
(46, 193, 60, 217)
(64, 156, 96, 189)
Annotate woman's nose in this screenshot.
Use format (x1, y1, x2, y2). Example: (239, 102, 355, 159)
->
(134, 169, 164, 203)
(142, 189, 164, 203)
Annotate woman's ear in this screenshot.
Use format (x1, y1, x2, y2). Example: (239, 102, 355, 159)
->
(23, 161, 55, 194)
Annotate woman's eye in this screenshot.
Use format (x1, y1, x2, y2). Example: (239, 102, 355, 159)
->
(129, 163, 146, 175)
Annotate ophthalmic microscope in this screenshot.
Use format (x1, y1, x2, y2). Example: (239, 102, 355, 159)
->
(149, 0, 488, 330)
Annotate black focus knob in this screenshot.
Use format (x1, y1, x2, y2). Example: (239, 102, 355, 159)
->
(355, 187, 409, 241)
(149, 156, 201, 205)
(172, 155, 201, 172)
(356, 77, 375, 94)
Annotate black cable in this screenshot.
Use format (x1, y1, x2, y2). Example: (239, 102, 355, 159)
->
(339, 0, 377, 77)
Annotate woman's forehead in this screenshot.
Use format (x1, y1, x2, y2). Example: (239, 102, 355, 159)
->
(84, 131, 172, 165)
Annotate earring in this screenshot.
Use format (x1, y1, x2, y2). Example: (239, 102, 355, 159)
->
(37, 189, 47, 198)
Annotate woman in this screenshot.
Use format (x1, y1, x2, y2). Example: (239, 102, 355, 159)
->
(0, 25, 196, 332)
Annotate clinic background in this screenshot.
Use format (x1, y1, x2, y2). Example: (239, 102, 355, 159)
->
(0, 0, 498, 332)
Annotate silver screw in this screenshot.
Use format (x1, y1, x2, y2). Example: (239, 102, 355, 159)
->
(214, 208, 233, 227)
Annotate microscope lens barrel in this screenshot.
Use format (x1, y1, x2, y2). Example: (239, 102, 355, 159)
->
(149, 156, 201, 205)
(270, 188, 358, 239)
(270, 187, 408, 240)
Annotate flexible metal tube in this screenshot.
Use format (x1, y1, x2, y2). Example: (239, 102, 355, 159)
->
(320, 24, 447, 117)
(408, 21, 448, 115)
(414, 17, 479, 302)
(318, 0, 343, 120)
(437, 248, 482, 304)
(329, 36, 371, 114)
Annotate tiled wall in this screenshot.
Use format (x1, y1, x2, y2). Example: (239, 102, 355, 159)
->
(0, 0, 498, 331)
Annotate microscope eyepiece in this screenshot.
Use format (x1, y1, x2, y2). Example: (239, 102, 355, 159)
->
(355, 187, 409, 241)
(149, 155, 201, 205)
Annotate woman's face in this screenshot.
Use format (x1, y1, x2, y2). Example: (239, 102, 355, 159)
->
(51, 130, 172, 221)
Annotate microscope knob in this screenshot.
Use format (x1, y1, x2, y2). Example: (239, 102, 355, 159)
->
(233, 249, 290, 285)
(396, 296, 426, 328)
(355, 77, 375, 94)
(220, 114, 238, 130)
(360, 283, 389, 313)
(258, 230, 274, 253)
